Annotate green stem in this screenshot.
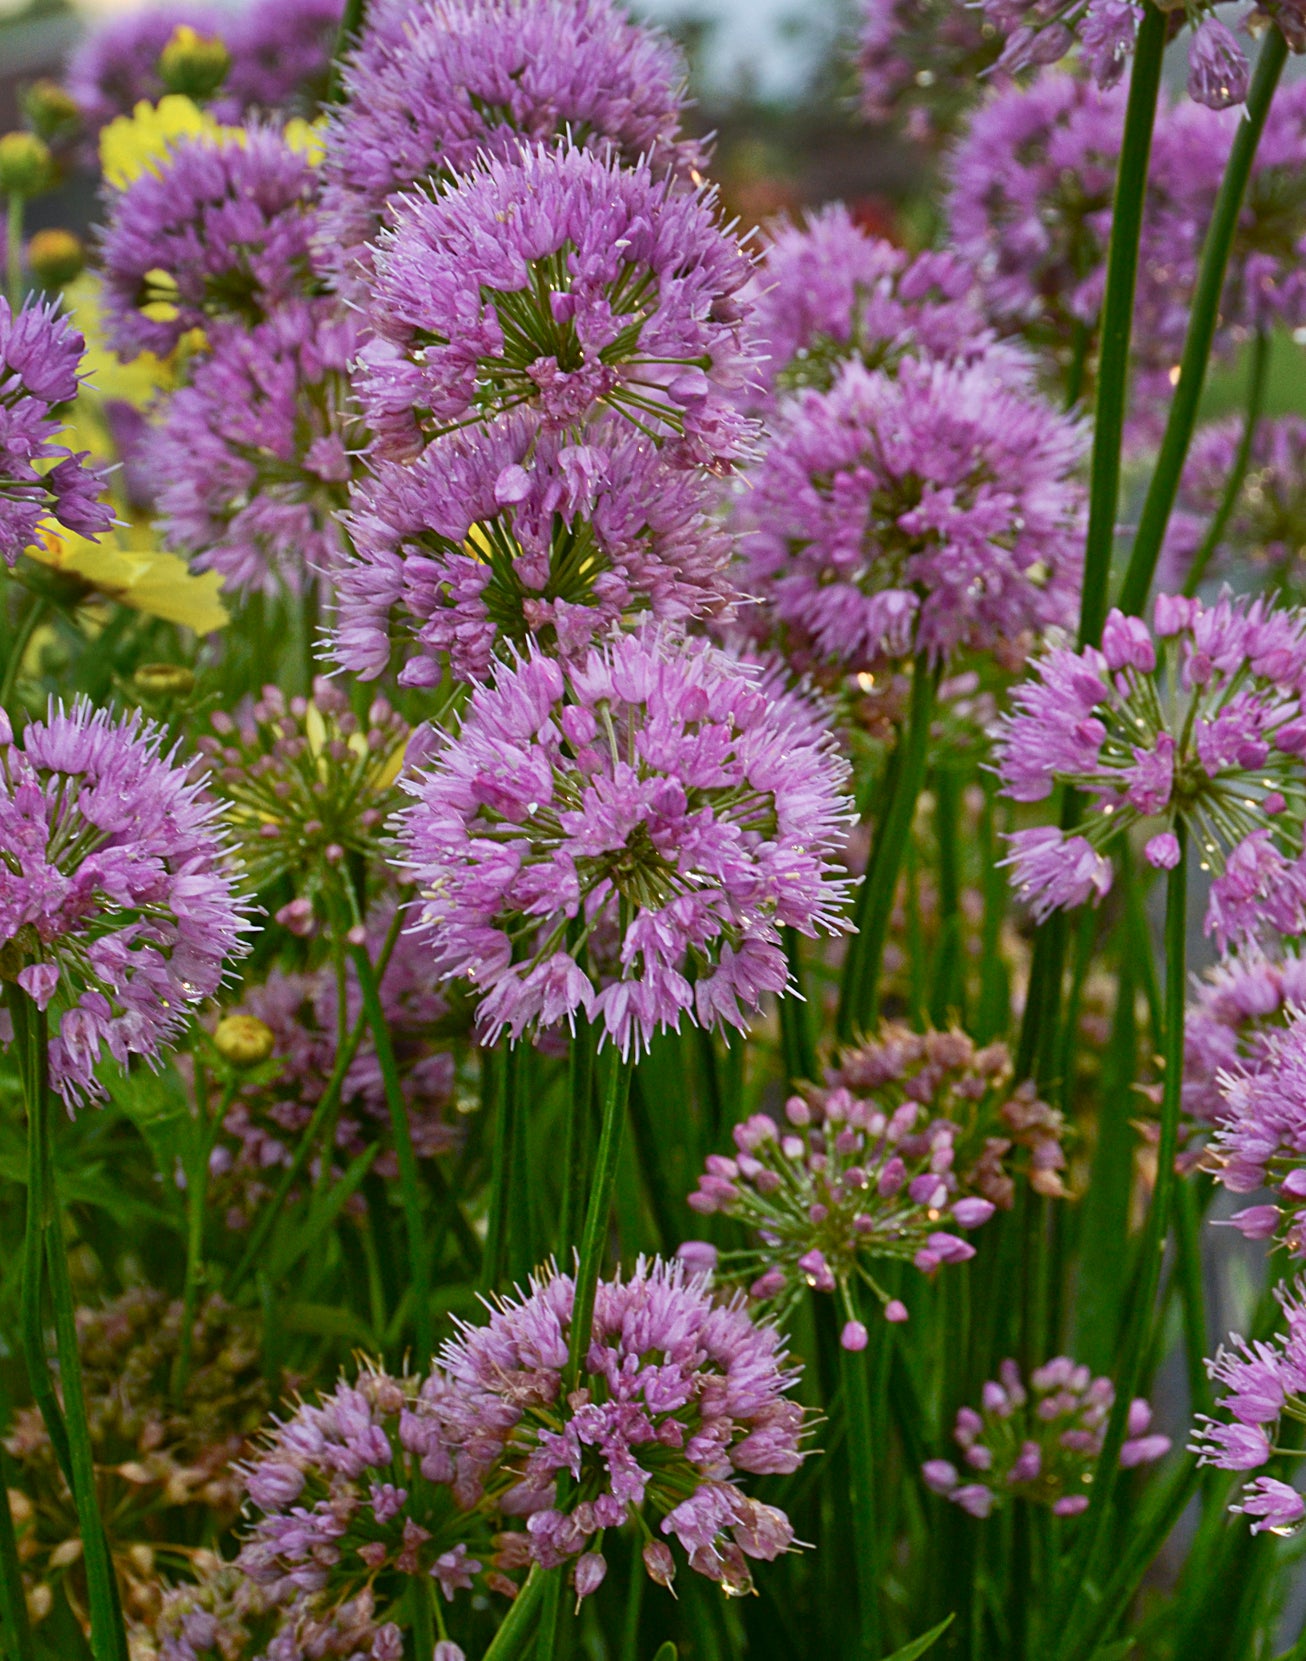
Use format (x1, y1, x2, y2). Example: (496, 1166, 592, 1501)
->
(173, 1081, 237, 1400)
(412, 1576, 435, 1661)
(482, 1564, 549, 1661)
(483, 1044, 518, 1294)
(560, 1019, 595, 1255)
(0, 595, 47, 713)
(1182, 329, 1271, 598)
(836, 654, 937, 1045)
(778, 926, 816, 1082)
(1078, 0, 1167, 650)
(349, 938, 435, 1363)
(565, 1052, 632, 1396)
(1056, 824, 1187, 1653)
(840, 1285, 882, 1658)
(0, 1452, 35, 1661)
(16, 995, 127, 1661)
(326, 0, 368, 100)
(1116, 24, 1289, 618)
(5, 195, 22, 312)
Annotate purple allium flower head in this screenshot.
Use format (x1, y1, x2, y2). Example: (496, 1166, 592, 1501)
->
(98, 126, 321, 359)
(1206, 1013, 1306, 1253)
(744, 203, 1025, 411)
(0, 700, 249, 1106)
(237, 1364, 495, 1641)
(1225, 81, 1306, 332)
(997, 594, 1306, 944)
(736, 356, 1085, 675)
(0, 297, 113, 565)
(319, 0, 703, 298)
(64, 2, 228, 135)
(928, 1357, 1168, 1516)
(689, 1025, 1062, 1327)
(149, 299, 363, 599)
(224, 0, 343, 115)
(356, 143, 757, 472)
(1165, 416, 1306, 594)
(856, 0, 1003, 142)
(333, 412, 735, 687)
(1183, 946, 1306, 1127)
(434, 1258, 806, 1597)
(1194, 1279, 1306, 1533)
(196, 676, 411, 907)
(397, 628, 851, 1056)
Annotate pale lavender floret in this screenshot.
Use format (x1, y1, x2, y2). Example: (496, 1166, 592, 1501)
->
(98, 127, 321, 359)
(333, 412, 736, 686)
(64, 2, 229, 135)
(1235, 1477, 1306, 1534)
(319, 0, 703, 296)
(737, 355, 1085, 674)
(149, 299, 363, 598)
(0, 297, 112, 565)
(356, 143, 757, 472)
(1208, 1016, 1306, 1254)
(435, 1258, 805, 1595)
(1187, 16, 1250, 110)
(0, 700, 250, 1106)
(224, 0, 343, 114)
(397, 627, 852, 1057)
(927, 1357, 1167, 1516)
(996, 594, 1306, 943)
(1078, 0, 1141, 89)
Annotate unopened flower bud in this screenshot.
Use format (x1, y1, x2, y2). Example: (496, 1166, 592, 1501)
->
(841, 1319, 869, 1352)
(133, 661, 196, 699)
(642, 1539, 676, 1587)
(214, 1014, 275, 1067)
(573, 1551, 607, 1598)
(0, 132, 54, 197)
(26, 228, 84, 288)
(21, 80, 81, 144)
(158, 24, 231, 99)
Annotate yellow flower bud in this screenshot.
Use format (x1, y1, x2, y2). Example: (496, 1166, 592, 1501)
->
(157, 25, 231, 101)
(214, 1014, 276, 1067)
(133, 661, 196, 698)
(0, 132, 54, 198)
(26, 228, 84, 289)
(21, 81, 81, 145)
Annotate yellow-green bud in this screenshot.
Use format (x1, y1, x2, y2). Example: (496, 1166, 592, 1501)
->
(133, 661, 197, 698)
(0, 132, 54, 199)
(21, 80, 81, 145)
(158, 25, 231, 101)
(26, 228, 84, 289)
(214, 1014, 276, 1067)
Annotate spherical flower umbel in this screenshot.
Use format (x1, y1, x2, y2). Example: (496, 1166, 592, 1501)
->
(1205, 1009, 1306, 1254)
(223, 0, 343, 116)
(434, 1258, 806, 1599)
(397, 627, 852, 1056)
(235, 1364, 495, 1649)
(149, 299, 364, 598)
(685, 1025, 1067, 1333)
(1192, 1277, 1306, 1534)
(1183, 947, 1306, 1127)
(196, 677, 411, 909)
(356, 143, 757, 472)
(0, 296, 113, 565)
(736, 355, 1085, 675)
(856, 0, 1002, 142)
(0, 699, 249, 1106)
(997, 595, 1306, 945)
(333, 412, 735, 687)
(63, 2, 228, 137)
(745, 204, 1017, 410)
(923, 1358, 1169, 1519)
(319, 0, 703, 297)
(98, 125, 321, 359)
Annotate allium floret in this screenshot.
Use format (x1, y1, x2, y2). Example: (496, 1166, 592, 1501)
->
(997, 595, 1306, 944)
(356, 143, 756, 472)
(736, 356, 1085, 674)
(1183, 947, 1306, 1127)
(1, 296, 113, 566)
(320, 0, 702, 295)
(685, 1025, 1067, 1332)
(397, 627, 852, 1056)
(0, 699, 250, 1105)
(924, 1357, 1169, 1518)
(333, 413, 735, 687)
(149, 300, 363, 598)
(434, 1258, 807, 1598)
(99, 126, 321, 358)
(1192, 1277, 1306, 1533)
(1206, 1010, 1306, 1253)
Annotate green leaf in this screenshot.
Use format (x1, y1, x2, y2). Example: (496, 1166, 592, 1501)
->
(652, 1645, 678, 1661)
(263, 1144, 379, 1283)
(881, 1615, 955, 1661)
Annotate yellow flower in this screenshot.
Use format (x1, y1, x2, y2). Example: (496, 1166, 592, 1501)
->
(99, 94, 245, 191)
(282, 117, 327, 167)
(26, 526, 229, 634)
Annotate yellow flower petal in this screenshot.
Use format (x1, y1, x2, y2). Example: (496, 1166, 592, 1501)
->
(99, 95, 246, 191)
(28, 526, 230, 634)
(282, 116, 327, 167)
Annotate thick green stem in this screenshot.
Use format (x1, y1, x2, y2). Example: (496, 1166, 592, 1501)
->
(1182, 329, 1271, 598)
(565, 1052, 631, 1396)
(840, 1285, 882, 1658)
(15, 995, 127, 1661)
(0, 594, 47, 713)
(1056, 825, 1187, 1653)
(483, 1044, 518, 1294)
(326, 0, 368, 99)
(1078, 0, 1167, 650)
(173, 1080, 237, 1399)
(836, 654, 937, 1044)
(778, 926, 817, 1082)
(560, 1019, 595, 1255)
(482, 1564, 549, 1661)
(1117, 25, 1289, 618)
(349, 938, 435, 1362)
